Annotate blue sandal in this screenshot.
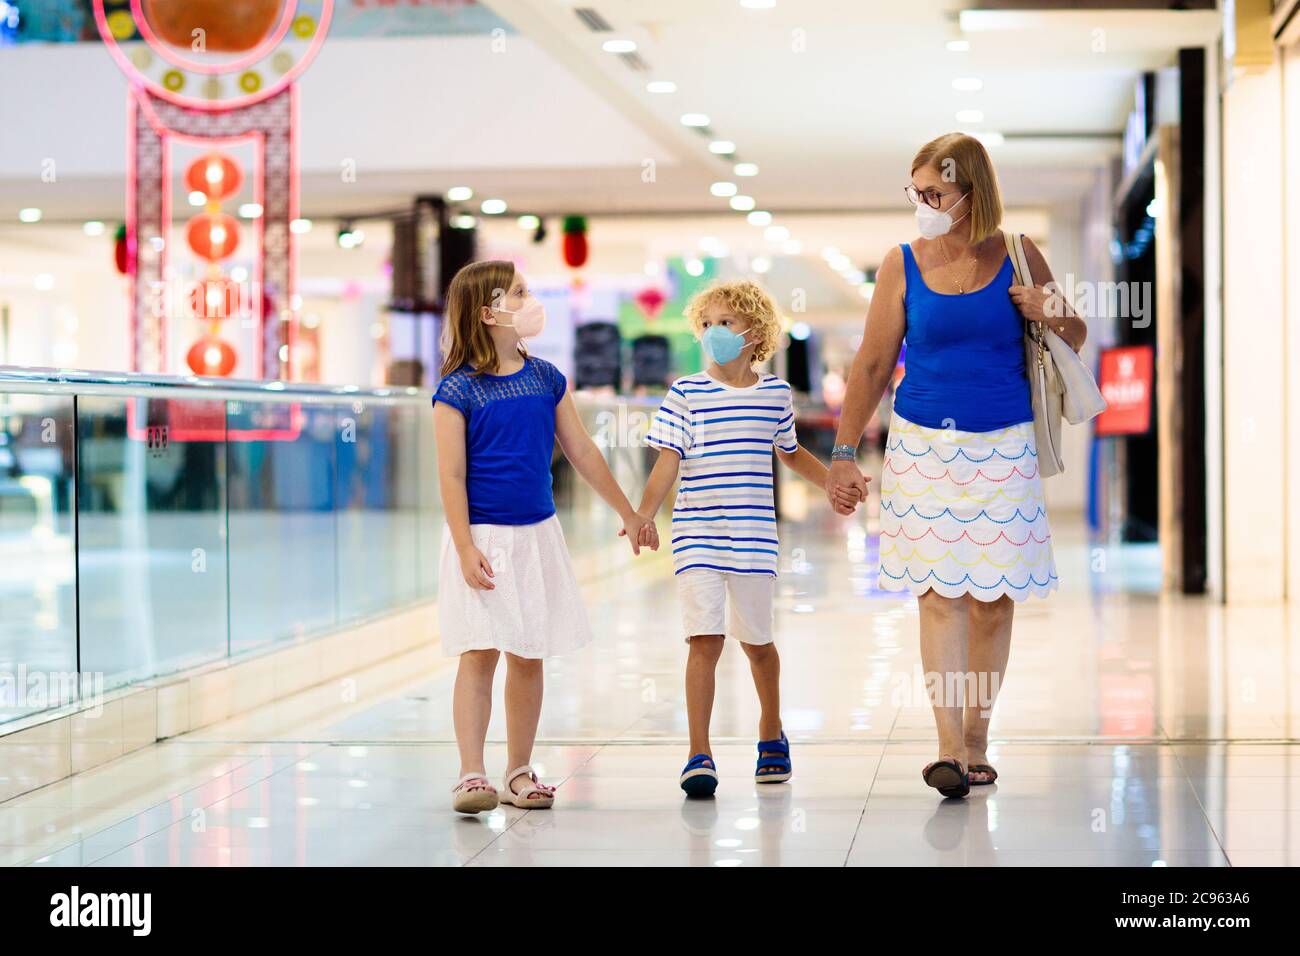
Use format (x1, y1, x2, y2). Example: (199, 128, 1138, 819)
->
(679, 753, 719, 796)
(755, 731, 792, 783)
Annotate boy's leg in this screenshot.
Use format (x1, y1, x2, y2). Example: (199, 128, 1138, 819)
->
(453, 649, 500, 777)
(503, 653, 545, 789)
(679, 569, 727, 760)
(739, 641, 782, 743)
(729, 573, 783, 770)
(686, 635, 725, 758)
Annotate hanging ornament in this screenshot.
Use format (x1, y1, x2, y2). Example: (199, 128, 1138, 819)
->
(185, 336, 238, 377)
(184, 153, 244, 202)
(141, 0, 281, 53)
(113, 223, 130, 275)
(561, 215, 588, 268)
(186, 212, 240, 261)
(634, 287, 667, 321)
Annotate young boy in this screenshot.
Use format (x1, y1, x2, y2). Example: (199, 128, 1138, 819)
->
(635, 280, 864, 795)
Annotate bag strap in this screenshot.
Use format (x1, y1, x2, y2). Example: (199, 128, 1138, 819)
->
(1003, 230, 1034, 287)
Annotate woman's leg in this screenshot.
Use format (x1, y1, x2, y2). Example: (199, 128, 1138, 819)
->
(503, 653, 545, 790)
(453, 649, 500, 777)
(964, 595, 1014, 782)
(686, 635, 726, 759)
(740, 641, 782, 743)
(917, 589, 971, 767)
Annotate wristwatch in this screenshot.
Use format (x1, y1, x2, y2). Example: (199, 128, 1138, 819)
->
(831, 443, 858, 462)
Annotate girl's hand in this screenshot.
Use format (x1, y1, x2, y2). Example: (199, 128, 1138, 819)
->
(457, 545, 495, 590)
(618, 512, 654, 555)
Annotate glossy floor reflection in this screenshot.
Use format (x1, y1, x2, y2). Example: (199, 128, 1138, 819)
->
(5, 502, 1299, 867)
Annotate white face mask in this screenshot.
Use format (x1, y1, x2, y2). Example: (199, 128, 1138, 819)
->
(915, 192, 970, 240)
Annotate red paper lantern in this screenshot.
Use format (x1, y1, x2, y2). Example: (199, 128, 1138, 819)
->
(184, 154, 244, 202)
(186, 212, 240, 261)
(187, 277, 242, 321)
(142, 0, 281, 53)
(113, 223, 130, 275)
(562, 215, 588, 269)
(635, 287, 667, 320)
(186, 337, 238, 377)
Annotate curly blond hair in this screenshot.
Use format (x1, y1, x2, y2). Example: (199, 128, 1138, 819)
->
(684, 280, 783, 364)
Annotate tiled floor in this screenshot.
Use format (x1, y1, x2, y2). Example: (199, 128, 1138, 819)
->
(4, 503, 1299, 867)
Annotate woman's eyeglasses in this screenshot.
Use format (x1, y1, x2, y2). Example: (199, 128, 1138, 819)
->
(905, 185, 960, 209)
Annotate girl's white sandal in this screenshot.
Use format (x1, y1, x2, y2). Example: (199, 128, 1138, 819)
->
(451, 773, 499, 814)
(499, 765, 555, 809)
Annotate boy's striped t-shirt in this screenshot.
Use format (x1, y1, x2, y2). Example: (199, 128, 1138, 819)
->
(646, 373, 798, 577)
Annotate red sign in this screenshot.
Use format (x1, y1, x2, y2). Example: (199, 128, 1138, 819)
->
(1095, 345, 1153, 436)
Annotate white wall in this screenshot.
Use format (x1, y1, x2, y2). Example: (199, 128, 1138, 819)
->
(1284, 41, 1300, 603)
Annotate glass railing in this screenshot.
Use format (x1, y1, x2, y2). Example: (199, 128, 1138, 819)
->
(0, 368, 662, 728)
(0, 368, 443, 725)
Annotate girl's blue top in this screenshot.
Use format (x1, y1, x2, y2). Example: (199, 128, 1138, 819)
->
(433, 355, 567, 526)
(892, 242, 1033, 433)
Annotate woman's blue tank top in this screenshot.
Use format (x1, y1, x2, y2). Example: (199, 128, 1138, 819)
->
(892, 242, 1033, 434)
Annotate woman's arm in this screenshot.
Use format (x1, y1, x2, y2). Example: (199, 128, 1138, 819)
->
(554, 388, 652, 553)
(1010, 236, 1088, 353)
(433, 402, 494, 589)
(827, 245, 907, 502)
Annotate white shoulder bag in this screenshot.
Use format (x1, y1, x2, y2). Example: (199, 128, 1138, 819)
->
(1003, 231, 1106, 478)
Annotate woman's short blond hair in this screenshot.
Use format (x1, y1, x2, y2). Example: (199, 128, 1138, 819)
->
(911, 132, 1004, 243)
(684, 280, 783, 364)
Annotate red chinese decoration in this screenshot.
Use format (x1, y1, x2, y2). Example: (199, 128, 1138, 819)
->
(188, 277, 242, 321)
(562, 215, 588, 268)
(635, 287, 666, 320)
(186, 212, 240, 261)
(186, 336, 238, 377)
(184, 153, 244, 202)
(141, 0, 281, 53)
(113, 223, 130, 275)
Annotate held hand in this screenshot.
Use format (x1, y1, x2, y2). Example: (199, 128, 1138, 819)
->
(826, 459, 869, 513)
(618, 511, 654, 555)
(457, 545, 495, 590)
(637, 518, 660, 552)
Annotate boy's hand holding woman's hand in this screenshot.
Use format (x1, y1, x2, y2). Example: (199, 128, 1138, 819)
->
(826, 459, 871, 515)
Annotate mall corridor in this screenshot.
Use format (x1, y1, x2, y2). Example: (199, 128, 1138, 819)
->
(3, 501, 1294, 868)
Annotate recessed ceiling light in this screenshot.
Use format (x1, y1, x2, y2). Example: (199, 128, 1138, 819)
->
(602, 39, 637, 54)
(946, 39, 970, 52)
(188, 191, 206, 207)
(740, 0, 776, 8)
(238, 203, 263, 219)
(451, 214, 477, 229)
(680, 113, 710, 127)
(952, 77, 983, 91)
(710, 181, 738, 197)
(751, 256, 772, 273)
(765, 225, 790, 242)
(685, 257, 705, 277)
(83, 220, 105, 236)
(747, 210, 773, 226)
(290, 218, 313, 234)
(733, 162, 759, 176)
(729, 195, 756, 211)
(646, 80, 677, 94)
(516, 214, 540, 230)
(480, 198, 507, 215)
(446, 185, 473, 201)
(709, 140, 736, 155)
(956, 109, 985, 123)
(34, 273, 55, 290)
(821, 246, 840, 260)
(971, 131, 1005, 147)
(18, 207, 41, 223)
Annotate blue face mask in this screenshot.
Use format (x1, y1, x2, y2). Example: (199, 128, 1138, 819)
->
(700, 325, 751, 365)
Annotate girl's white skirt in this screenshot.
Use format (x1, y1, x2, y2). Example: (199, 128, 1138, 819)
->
(877, 413, 1058, 603)
(438, 515, 594, 658)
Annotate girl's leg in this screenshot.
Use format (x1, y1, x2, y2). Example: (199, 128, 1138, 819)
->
(453, 649, 500, 777)
(964, 595, 1014, 782)
(740, 641, 782, 743)
(503, 653, 545, 792)
(917, 589, 971, 769)
(686, 635, 726, 758)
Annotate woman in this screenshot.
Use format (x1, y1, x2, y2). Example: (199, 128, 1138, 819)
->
(826, 132, 1086, 798)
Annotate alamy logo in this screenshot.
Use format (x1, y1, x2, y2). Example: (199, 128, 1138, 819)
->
(49, 886, 151, 936)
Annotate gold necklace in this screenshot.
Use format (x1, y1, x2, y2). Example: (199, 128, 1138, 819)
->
(938, 236, 979, 294)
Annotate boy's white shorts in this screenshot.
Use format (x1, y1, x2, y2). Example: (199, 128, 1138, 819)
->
(676, 568, 776, 645)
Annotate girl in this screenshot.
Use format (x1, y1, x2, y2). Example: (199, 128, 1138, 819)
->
(433, 260, 653, 814)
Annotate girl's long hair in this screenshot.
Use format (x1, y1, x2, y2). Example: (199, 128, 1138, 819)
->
(439, 259, 524, 377)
